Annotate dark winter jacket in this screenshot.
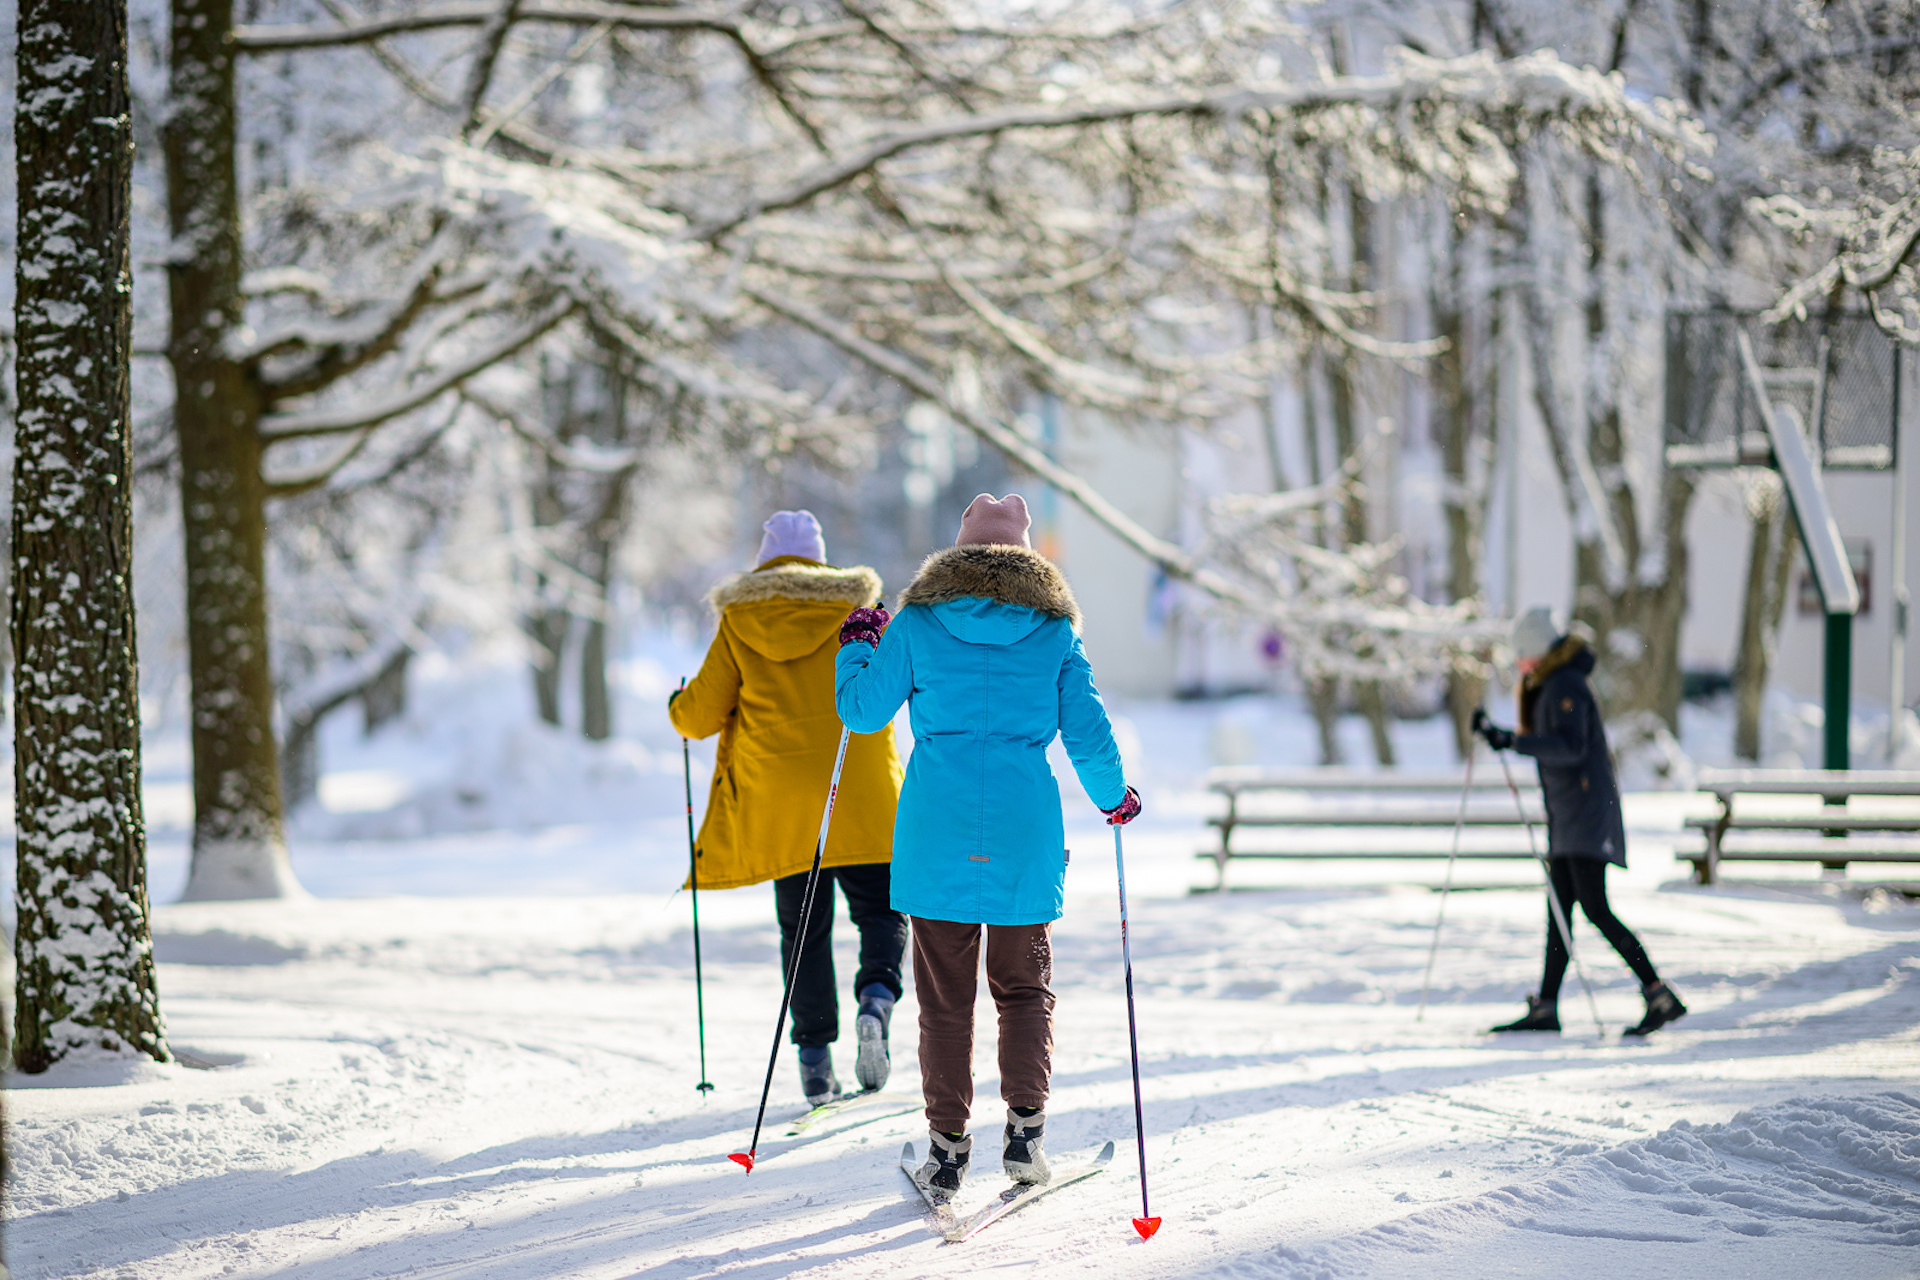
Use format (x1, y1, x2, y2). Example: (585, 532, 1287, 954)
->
(1515, 637, 1626, 867)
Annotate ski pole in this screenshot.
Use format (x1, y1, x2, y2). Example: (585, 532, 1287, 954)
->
(730, 725, 852, 1173)
(681, 679, 714, 1095)
(1417, 750, 1477, 1020)
(1113, 822, 1161, 1241)
(1496, 748, 1604, 1037)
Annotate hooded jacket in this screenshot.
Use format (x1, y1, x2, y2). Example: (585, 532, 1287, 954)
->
(669, 557, 902, 889)
(1515, 636, 1626, 866)
(834, 544, 1128, 926)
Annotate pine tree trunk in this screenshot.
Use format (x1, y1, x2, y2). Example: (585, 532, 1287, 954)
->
(164, 0, 300, 899)
(12, 0, 168, 1070)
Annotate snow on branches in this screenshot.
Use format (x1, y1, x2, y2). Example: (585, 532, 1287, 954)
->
(1759, 143, 1920, 344)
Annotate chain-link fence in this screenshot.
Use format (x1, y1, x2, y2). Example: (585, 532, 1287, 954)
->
(1665, 310, 1901, 470)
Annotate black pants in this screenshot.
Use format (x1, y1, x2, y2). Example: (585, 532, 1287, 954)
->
(775, 862, 908, 1048)
(1540, 857, 1660, 1003)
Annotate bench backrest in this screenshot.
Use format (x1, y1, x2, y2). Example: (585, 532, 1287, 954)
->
(1695, 768, 1920, 804)
(1208, 767, 1539, 797)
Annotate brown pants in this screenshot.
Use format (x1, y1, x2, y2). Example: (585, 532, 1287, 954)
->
(911, 917, 1054, 1134)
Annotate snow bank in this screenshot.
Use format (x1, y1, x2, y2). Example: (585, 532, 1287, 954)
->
(1234, 1094, 1920, 1278)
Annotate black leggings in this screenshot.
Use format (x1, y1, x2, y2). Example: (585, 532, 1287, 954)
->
(774, 862, 908, 1048)
(1540, 858, 1659, 1003)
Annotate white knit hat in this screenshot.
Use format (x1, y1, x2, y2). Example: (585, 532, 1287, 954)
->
(1510, 606, 1560, 661)
(756, 510, 826, 565)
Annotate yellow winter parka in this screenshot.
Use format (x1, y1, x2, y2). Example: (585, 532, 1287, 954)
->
(669, 557, 902, 889)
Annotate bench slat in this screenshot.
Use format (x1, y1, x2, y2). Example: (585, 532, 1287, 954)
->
(1684, 815, 1920, 832)
(1196, 849, 1540, 862)
(1210, 813, 1543, 829)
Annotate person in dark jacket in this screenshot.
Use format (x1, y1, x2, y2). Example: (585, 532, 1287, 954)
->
(1473, 607, 1686, 1037)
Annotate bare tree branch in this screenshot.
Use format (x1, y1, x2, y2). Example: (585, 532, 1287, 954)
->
(459, 0, 524, 140)
(235, 1, 752, 53)
(259, 300, 574, 442)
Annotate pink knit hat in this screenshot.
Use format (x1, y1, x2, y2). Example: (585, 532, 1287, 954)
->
(955, 493, 1032, 548)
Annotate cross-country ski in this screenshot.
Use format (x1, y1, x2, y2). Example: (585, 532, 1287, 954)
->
(899, 1141, 960, 1235)
(943, 1140, 1118, 1242)
(785, 1091, 918, 1137)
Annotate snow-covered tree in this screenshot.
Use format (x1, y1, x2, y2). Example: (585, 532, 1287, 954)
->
(12, 0, 168, 1070)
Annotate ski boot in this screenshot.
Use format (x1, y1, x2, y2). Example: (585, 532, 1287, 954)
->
(798, 1045, 840, 1107)
(1623, 981, 1687, 1037)
(854, 983, 894, 1092)
(917, 1129, 971, 1199)
(1489, 994, 1560, 1033)
(1003, 1106, 1050, 1185)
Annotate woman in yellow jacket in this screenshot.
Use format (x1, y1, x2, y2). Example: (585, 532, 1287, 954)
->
(669, 511, 905, 1105)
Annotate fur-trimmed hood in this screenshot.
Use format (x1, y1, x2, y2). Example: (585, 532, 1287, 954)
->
(708, 559, 883, 662)
(1519, 634, 1594, 733)
(898, 544, 1080, 629)
(708, 559, 882, 613)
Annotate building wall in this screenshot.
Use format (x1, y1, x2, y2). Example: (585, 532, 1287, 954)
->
(1048, 406, 1182, 698)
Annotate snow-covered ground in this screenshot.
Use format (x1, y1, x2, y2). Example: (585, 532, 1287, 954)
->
(9, 647, 1920, 1278)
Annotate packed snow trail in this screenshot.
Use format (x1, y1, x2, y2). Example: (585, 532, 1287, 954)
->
(10, 840, 1920, 1279)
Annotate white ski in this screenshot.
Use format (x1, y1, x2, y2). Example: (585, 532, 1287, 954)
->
(785, 1090, 914, 1136)
(943, 1141, 1117, 1243)
(899, 1141, 959, 1234)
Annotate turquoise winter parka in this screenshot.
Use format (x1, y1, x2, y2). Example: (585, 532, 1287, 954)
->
(834, 544, 1128, 926)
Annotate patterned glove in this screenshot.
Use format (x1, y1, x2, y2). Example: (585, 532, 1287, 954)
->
(1105, 785, 1142, 826)
(1471, 708, 1514, 752)
(840, 605, 891, 648)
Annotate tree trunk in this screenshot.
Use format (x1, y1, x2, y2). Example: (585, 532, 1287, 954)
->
(530, 607, 569, 727)
(1299, 355, 1341, 763)
(12, 0, 169, 1069)
(580, 615, 612, 741)
(1330, 186, 1394, 766)
(1436, 223, 1487, 760)
(1734, 485, 1799, 759)
(361, 647, 410, 733)
(165, 0, 300, 900)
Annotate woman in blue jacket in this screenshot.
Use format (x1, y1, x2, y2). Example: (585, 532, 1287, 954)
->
(835, 494, 1139, 1200)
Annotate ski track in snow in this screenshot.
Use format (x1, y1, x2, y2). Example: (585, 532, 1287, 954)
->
(9, 842, 1920, 1280)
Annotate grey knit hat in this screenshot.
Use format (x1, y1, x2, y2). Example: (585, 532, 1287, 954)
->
(1510, 607, 1560, 661)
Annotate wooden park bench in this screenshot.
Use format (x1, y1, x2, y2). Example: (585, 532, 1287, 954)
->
(1197, 767, 1545, 891)
(1680, 768, 1920, 885)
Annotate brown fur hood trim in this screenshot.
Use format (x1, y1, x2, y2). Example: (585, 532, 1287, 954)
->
(708, 561, 882, 613)
(1519, 634, 1591, 732)
(897, 544, 1081, 627)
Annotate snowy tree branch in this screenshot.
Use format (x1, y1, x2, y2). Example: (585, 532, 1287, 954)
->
(234, 2, 757, 52)
(260, 300, 575, 442)
(693, 51, 1706, 242)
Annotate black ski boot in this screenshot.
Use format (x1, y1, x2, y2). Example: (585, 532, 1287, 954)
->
(1490, 994, 1561, 1033)
(1003, 1107, 1050, 1185)
(917, 1129, 971, 1199)
(798, 1045, 840, 1107)
(854, 983, 894, 1092)
(1623, 981, 1687, 1037)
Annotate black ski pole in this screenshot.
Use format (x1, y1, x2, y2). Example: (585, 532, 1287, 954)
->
(1113, 822, 1161, 1240)
(730, 725, 852, 1173)
(681, 679, 714, 1095)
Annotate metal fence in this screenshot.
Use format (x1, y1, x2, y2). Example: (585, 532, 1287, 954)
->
(1665, 310, 1901, 470)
